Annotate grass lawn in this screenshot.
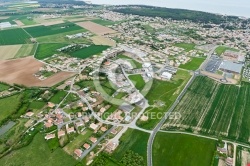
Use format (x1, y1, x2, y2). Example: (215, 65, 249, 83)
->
(35, 43, 67, 60)
(0, 28, 31, 45)
(0, 94, 22, 123)
(102, 105, 118, 120)
(112, 129, 149, 163)
(137, 70, 191, 129)
(28, 101, 46, 110)
(0, 83, 9, 92)
(117, 54, 142, 68)
(153, 132, 216, 166)
(14, 44, 35, 58)
(63, 129, 93, 155)
(129, 74, 145, 91)
(215, 46, 239, 55)
(174, 43, 195, 52)
(49, 91, 68, 104)
(179, 57, 205, 70)
(70, 45, 109, 59)
(0, 133, 78, 166)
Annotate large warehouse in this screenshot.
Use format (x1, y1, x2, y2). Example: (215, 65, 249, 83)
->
(219, 60, 243, 74)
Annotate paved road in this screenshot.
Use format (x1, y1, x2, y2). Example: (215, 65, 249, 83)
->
(147, 72, 197, 166)
(80, 126, 115, 159)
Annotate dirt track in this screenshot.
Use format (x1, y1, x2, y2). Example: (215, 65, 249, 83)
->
(0, 57, 76, 87)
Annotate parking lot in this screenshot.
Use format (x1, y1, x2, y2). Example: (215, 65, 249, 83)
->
(205, 55, 222, 73)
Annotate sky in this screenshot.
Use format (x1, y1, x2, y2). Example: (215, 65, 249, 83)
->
(90, 0, 250, 17)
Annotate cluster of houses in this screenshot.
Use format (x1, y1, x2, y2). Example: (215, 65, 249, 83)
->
(217, 142, 234, 166)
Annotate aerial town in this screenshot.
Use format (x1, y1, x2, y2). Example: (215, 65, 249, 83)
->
(0, 1, 250, 166)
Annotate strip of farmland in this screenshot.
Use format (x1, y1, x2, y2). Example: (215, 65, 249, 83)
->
(163, 76, 250, 144)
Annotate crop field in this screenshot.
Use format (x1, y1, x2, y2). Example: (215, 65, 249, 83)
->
(0, 57, 76, 87)
(129, 74, 145, 91)
(174, 43, 195, 52)
(24, 22, 83, 38)
(35, 43, 67, 60)
(236, 146, 250, 166)
(14, 44, 36, 58)
(112, 128, 149, 163)
(76, 21, 117, 35)
(0, 94, 22, 123)
(0, 28, 31, 45)
(153, 132, 216, 166)
(0, 45, 22, 60)
(137, 70, 191, 129)
(163, 76, 250, 144)
(179, 57, 205, 70)
(70, 45, 110, 59)
(0, 134, 78, 166)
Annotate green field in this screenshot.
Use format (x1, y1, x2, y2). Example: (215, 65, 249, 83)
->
(0, 133, 78, 166)
(174, 43, 195, 52)
(24, 22, 83, 38)
(153, 132, 216, 166)
(35, 43, 67, 60)
(112, 129, 149, 164)
(36, 29, 89, 44)
(28, 101, 46, 110)
(49, 91, 68, 104)
(0, 94, 22, 124)
(129, 74, 145, 91)
(117, 54, 142, 68)
(179, 57, 205, 70)
(164, 76, 250, 144)
(91, 19, 116, 26)
(0, 28, 31, 45)
(137, 70, 191, 129)
(70, 45, 109, 59)
(215, 46, 239, 55)
(63, 129, 93, 155)
(0, 83, 9, 92)
(14, 44, 35, 58)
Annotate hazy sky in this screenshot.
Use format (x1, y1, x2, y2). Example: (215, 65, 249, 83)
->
(90, 0, 250, 17)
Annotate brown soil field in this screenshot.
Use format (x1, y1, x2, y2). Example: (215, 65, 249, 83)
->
(0, 16, 9, 20)
(14, 20, 24, 26)
(76, 21, 117, 35)
(91, 36, 116, 47)
(0, 45, 22, 60)
(0, 57, 76, 87)
(42, 20, 64, 26)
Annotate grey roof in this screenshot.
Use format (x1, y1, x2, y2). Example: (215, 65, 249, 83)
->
(119, 103, 135, 112)
(219, 60, 243, 73)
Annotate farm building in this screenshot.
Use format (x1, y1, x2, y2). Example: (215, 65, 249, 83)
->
(218, 60, 243, 74)
(223, 50, 245, 63)
(161, 72, 172, 80)
(0, 22, 12, 29)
